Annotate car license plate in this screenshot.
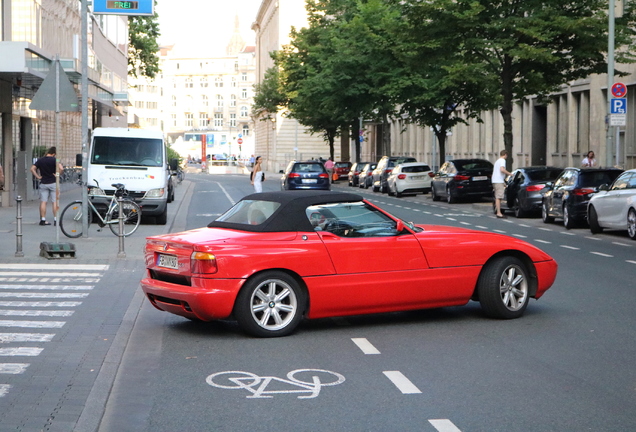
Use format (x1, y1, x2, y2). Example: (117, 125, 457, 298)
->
(411, 175, 424, 180)
(473, 176, 488, 181)
(157, 253, 178, 269)
(302, 179, 318, 184)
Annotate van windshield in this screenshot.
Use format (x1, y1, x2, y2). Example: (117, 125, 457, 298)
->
(91, 137, 164, 167)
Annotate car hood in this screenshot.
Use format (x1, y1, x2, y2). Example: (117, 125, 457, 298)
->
(413, 224, 554, 268)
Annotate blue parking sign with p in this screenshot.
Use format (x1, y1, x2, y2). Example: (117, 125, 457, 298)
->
(611, 98, 627, 114)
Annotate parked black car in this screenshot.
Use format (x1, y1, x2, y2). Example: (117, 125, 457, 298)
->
(358, 163, 377, 189)
(542, 167, 623, 229)
(281, 160, 331, 191)
(372, 156, 417, 193)
(499, 166, 563, 218)
(431, 159, 493, 203)
(348, 162, 371, 187)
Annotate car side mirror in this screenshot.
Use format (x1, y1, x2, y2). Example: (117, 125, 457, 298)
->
(598, 183, 609, 191)
(544, 182, 553, 190)
(169, 158, 178, 171)
(396, 220, 404, 232)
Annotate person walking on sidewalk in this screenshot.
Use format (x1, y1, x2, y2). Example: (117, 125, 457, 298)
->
(30, 146, 64, 225)
(492, 149, 512, 219)
(251, 156, 265, 193)
(324, 157, 335, 183)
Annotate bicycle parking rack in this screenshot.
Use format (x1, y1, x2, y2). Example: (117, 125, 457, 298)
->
(39, 242, 76, 259)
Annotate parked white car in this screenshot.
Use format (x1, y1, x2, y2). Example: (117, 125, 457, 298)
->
(387, 162, 434, 197)
(587, 168, 636, 239)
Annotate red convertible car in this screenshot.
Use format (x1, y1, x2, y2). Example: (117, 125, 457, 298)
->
(141, 191, 557, 337)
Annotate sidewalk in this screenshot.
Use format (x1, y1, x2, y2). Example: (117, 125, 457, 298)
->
(0, 180, 193, 264)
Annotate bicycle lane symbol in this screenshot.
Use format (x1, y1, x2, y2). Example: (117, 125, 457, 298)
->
(205, 369, 345, 399)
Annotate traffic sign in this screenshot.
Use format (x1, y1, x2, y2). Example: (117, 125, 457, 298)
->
(611, 114, 626, 126)
(611, 98, 627, 114)
(237, 138, 243, 144)
(238, 133, 243, 138)
(93, 0, 154, 15)
(611, 82, 628, 98)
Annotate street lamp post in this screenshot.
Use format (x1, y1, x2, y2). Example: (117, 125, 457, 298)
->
(606, 0, 616, 168)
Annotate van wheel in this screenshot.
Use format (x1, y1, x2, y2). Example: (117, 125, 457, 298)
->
(156, 208, 167, 225)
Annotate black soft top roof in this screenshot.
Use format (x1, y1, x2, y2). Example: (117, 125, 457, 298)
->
(207, 190, 364, 232)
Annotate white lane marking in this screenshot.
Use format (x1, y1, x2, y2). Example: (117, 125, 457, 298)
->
(518, 224, 531, 227)
(560, 231, 576, 236)
(0, 277, 100, 283)
(429, 419, 463, 432)
(383, 371, 421, 394)
(590, 252, 613, 257)
(0, 320, 65, 328)
(0, 272, 101, 277)
(627, 260, 636, 265)
(0, 333, 55, 343)
(560, 245, 580, 250)
(196, 214, 221, 217)
(0, 301, 82, 307)
(217, 183, 236, 205)
(535, 239, 551, 244)
(493, 230, 507, 233)
(0, 310, 74, 317)
(351, 338, 380, 355)
(612, 241, 632, 247)
(446, 218, 457, 221)
(475, 225, 488, 230)
(0, 264, 108, 270)
(0, 364, 29, 374)
(585, 236, 602, 241)
(459, 222, 471, 226)
(539, 228, 552, 232)
(0, 293, 89, 299)
(0, 285, 93, 290)
(0, 347, 44, 356)
(0, 384, 10, 397)
(513, 234, 527, 238)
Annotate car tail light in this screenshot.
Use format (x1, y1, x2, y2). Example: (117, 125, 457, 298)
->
(288, 173, 301, 178)
(454, 174, 470, 181)
(318, 173, 329, 178)
(384, 169, 392, 174)
(354, 171, 361, 175)
(573, 188, 595, 196)
(428, 172, 435, 178)
(526, 185, 545, 192)
(190, 251, 218, 274)
(398, 174, 407, 180)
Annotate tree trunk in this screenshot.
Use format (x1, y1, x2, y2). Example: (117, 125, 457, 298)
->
(350, 120, 360, 162)
(435, 130, 446, 169)
(499, 56, 514, 171)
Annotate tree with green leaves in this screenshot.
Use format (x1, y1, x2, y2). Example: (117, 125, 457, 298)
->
(128, 14, 161, 79)
(404, 0, 636, 169)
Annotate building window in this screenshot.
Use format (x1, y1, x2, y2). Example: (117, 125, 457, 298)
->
(185, 113, 194, 127)
(200, 77, 208, 88)
(216, 95, 224, 108)
(215, 76, 223, 87)
(241, 73, 248, 82)
(146, 101, 158, 109)
(199, 113, 209, 127)
(240, 106, 248, 118)
(229, 113, 236, 127)
(234, 61, 239, 71)
(135, 101, 144, 109)
(185, 77, 193, 88)
(230, 94, 236, 107)
(202, 95, 209, 107)
(214, 113, 224, 127)
(240, 88, 248, 99)
(231, 77, 237, 87)
(242, 125, 249, 136)
(171, 114, 177, 127)
(171, 95, 177, 107)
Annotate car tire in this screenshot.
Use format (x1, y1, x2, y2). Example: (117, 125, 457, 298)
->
(432, 185, 440, 201)
(372, 182, 379, 192)
(234, 271, 306, 337)
(388, 185, 395, 196)
(155, 208, 168, 225)
(446, 186, 456, 204)
(396, 190, 403, 198)
(628, 209, 636, 240)
(513, 198, 527, 218)
(542, 201, 554, 223)
(563, 204, 576, 230)
(477, 256, 529, 319)
(588, 205, 603, 234)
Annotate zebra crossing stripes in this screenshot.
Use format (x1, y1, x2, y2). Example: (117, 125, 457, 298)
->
(0, 263, 109, 398)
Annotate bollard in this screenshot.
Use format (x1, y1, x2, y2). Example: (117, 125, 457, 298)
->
(117, 196, 126, 258)
(15, 196, 24, 257)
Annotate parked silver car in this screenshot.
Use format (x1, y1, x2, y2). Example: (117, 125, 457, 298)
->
(387, 162, 433, 197)
(587, 168, 636, 239)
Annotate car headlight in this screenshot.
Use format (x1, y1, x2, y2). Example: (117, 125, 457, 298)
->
(144, 188, 165, 199)
(88, 187, 105, 196)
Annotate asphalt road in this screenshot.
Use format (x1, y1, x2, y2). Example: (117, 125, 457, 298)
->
(90, 173, 636, 432)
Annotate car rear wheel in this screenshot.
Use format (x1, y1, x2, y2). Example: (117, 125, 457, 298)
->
(477, 256, 529, 319)
(234, 271, 306, 337)
(514, 198, 527, 218)
(588, 205, 603, 234)
(563, 204, 576, 229)
(446, 186, 456, 204)
(628, 209, 636, 240)
(542, 201, 554, 223)
(432, 185, 440, 201)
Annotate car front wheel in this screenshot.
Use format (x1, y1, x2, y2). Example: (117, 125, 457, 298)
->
(477, 256, 530, 319)
(588, 205, 603, 234)
(563, 204, 576, 229)
(432, 185, 440, 201)
(628, 209, 636, 240)
(542, 201, 554, 223)
(234, 271, 306, 337)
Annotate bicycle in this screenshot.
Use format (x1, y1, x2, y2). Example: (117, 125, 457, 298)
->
(59, 181, 142, 238)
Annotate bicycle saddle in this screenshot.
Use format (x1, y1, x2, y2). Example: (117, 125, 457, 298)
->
(111, 183, 125, 189)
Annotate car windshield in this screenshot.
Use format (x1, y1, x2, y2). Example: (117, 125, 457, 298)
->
(91, 137, 164, 167)
(402, 165, 430, 173)
(216, 200, 281, 226)
(294, 163, 324, 173)
(527, 169, 562, 181)
(306, 202, 401, 237)
(580, 171, 622, 188)
(454, 160, 493, 171)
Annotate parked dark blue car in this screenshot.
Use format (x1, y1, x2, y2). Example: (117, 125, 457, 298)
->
(281, 161, 331, 191)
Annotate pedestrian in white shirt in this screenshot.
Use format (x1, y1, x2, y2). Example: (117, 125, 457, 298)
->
(492, 150, 512, 219)
(581, 150, 597, 168)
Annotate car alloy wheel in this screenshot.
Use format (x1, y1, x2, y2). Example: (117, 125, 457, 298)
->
(446, 186, 456, 204)
(563, 205, 575, 230)
(432, 185, 440, 201)
(542, 201, 554, 223)
(588, 205, 603, 234)
(234, 271, 306, 337)
(514, 198, 527, 218)
(477, 256, 529, 319)
(628, 209, 636, 240)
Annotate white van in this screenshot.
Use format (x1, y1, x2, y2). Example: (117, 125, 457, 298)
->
(87, 127, 174, 224)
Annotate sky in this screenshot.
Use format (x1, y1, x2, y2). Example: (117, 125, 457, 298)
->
(155, 0, 263, 56)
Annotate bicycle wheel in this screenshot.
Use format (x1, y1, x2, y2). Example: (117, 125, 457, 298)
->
(59, 201, 92, 238)
(108, 200, 141, 236)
